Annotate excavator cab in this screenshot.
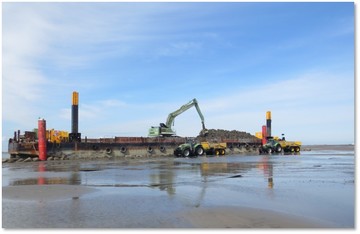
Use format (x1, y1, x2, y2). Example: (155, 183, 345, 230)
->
(160, 123, 168, 128)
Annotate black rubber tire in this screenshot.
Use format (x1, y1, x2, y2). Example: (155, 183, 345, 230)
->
(195, 146, 204, 156)
(267, 147, 273, 154)
(147, 146, 153, 153)
(159, 146, 166, 152)
(120, 146, 127, 153)
(275, 145, 282, 153)
(182, 148, 190, 157)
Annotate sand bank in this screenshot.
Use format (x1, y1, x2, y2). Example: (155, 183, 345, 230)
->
(183, 206, 336, 228)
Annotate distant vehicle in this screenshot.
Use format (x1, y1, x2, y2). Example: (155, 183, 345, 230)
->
(276, 135, 301, 153)
(260, 136, 301, 154)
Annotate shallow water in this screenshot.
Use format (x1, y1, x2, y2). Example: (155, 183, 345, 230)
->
(2, 147, 355, 228)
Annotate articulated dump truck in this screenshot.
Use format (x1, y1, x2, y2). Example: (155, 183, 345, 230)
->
(259, 137, 301, 154)
(257, 111, 302, 154)
(174, 141, 227, 157)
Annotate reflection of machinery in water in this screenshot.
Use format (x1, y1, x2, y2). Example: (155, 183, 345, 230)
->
(149, 161, 176, 196)
(147, 157, 275, 208)
(195, 159, 255, 207)
(257, 156, 274, 189)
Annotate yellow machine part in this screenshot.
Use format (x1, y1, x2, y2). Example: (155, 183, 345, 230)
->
(46, 129, 69, 143)
(255, 132, 263, 139)
(201, 142, 227, 150)
(279, 140, 302, 148)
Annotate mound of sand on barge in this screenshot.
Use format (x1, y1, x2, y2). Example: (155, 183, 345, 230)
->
(196, 129, 260, 143)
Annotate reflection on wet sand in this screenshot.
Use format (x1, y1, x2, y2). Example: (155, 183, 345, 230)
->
(9, 156, 276, 192)
(257, 156, 274, 189)
(3, 151, 354, 228)
(10, 162, 81, 186)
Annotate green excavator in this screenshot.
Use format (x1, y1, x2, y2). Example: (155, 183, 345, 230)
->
(148, 98, 208, 137)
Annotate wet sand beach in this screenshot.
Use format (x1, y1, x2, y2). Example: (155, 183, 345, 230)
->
(2, 145, 354, 228)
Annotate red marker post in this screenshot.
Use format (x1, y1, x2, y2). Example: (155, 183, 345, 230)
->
(262, 125, 267, 145)
(38, 119, 47, 161)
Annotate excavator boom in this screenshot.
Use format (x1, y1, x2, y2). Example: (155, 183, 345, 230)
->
(165, 99, 205, 128)
(148, 98, 207, 137)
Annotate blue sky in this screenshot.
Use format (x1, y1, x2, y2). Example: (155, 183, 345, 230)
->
(2, 2, 354, 149)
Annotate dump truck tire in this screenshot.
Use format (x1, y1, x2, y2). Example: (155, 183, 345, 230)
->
(295, 146, 300, 152)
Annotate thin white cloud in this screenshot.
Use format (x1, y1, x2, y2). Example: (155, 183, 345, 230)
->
(157, 41, 203, 57)
(201, 71, 352, 113)
(2, 3, 354, 146)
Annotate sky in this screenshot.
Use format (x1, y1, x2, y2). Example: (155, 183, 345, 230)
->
(1, 2, 355, 149)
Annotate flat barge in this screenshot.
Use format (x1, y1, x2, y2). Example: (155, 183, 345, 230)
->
(6, 92, 261, 162)
(7, 134, 261, 161)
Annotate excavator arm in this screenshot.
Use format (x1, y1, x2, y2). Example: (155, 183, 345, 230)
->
(148, 98, 207, 137)
(165, 98, 205, 130)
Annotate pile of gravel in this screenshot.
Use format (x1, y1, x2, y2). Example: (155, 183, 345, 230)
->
(197, 129, 260, 143)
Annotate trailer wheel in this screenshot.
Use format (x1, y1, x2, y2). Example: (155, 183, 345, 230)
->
(195, 146, 204, 156)
(294, 146, 300, 152)
(182, 148, 190, 157)
(220, 149, 225, 155)
(275, 145, 282, 153)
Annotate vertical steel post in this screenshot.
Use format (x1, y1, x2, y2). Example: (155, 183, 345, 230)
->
(266, 111, 272, 137)
(70, 91, 81, 142)
(71, 91, 79, 134)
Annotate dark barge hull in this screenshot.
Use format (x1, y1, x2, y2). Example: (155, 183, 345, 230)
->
(8, 136, 261, 160)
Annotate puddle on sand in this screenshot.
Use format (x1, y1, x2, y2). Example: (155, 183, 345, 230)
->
(2, 153, 354, 228)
